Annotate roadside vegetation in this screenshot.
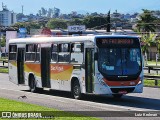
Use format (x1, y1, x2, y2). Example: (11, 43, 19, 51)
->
(0, 67, 8, 73)
(0, 97, 99, 120)
(0, 57, 8, 61)
(144, 79, 160, 87)
(145, 60, 160, 66)
(0, 57, 8, 73)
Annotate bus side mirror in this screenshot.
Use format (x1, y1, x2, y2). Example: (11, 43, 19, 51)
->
(94, 52, 98, 60)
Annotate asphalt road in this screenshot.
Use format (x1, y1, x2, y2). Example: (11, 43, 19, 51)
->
(0, 73, 160, 120)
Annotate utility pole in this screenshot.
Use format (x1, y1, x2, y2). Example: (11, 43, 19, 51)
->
(106, 10, 111, 33)
(22, 5, 24, 14)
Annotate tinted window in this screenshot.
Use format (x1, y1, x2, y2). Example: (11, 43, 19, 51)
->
(25, 44, 36, 62)
(51, 44, 58, 62)
(9, 45, 17, 60)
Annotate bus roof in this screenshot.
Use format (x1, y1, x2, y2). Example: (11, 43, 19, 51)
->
(9, 35, 139, 44)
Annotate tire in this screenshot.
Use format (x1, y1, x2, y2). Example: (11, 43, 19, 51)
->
(29, 76, 37, 93)
(112, 94, 123, 99)
(72, 80, 82, 99)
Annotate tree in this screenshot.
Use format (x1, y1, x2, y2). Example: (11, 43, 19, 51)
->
(1, 35, 6, 47)
(0, 35, 5, 54)
(141, 32, 157, 54)
(83, 16, 107, 29)
(47, 19, 67, 29)
(68, 18, 83, 26)
(137, 9, 157, 33)
(13, 22, 42, 34)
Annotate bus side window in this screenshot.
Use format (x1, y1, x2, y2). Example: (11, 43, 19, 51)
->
(25, 44, 36, 62)
(51, 44, 58, 62)
(35, 44, 40, 62)
(71, 43, 84, 53)
(71, 43, 84, 64)
(9, 45, 17, 60)
(58, 43, 70, 63)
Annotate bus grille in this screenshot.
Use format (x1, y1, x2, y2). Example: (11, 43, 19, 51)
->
(110, 87, 135, 93)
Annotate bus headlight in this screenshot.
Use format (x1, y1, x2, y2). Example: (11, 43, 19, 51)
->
(138, 80, 142, 84)
(138, 76, 143, 84)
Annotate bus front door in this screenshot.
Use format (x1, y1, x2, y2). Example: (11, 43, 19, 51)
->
(85, 48, 94, 93)
(17, 48, 25, 84)
(41, 48, 51, 88)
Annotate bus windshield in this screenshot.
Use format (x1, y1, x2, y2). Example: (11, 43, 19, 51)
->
(98, 48, 142, 76)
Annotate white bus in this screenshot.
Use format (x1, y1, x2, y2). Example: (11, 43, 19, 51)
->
(8, 35, 143, 99)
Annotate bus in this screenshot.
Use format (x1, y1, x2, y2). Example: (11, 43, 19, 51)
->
(8, 35, 143, 99)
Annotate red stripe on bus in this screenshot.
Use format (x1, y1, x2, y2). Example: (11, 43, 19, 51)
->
(103, 77, 140, 86)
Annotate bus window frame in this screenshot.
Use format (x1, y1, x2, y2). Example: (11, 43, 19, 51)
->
(51, 43, 58, 63)
(9, 44, 17, 61)
(25, 44, 37, 63)
(58, 43, 71, 63)
(35, 44, 40, 63)
(70, 42, 84, 64)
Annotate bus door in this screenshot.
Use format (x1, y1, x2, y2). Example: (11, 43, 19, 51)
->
(85, 48, 94, 93)
(17, 48, 25, 84)
(41, 47, 51, 88)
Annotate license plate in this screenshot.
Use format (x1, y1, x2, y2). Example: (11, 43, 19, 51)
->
(118, 91, 127, 94)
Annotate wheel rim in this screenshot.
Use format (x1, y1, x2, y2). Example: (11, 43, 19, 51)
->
(30, 78, 35, 91)
(74, 85, 79, 97)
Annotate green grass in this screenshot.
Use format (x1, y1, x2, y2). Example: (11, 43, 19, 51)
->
(0, 57, 8, 61)
(145, 61, 160, 66)
(144, 79, 160, 87)
(0, 97, 99, 120)
(0, 67, 8, 73)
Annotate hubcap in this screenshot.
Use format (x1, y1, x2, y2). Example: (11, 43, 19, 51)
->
(74, 85, 79, 96)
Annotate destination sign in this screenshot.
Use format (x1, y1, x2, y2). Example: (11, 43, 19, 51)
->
(96, 38, 139, 47)
(97, 38, 134, 45)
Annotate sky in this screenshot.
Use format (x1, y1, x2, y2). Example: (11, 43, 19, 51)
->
(0, 0, 160, 15)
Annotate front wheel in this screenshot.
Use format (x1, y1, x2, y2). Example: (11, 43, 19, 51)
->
(72, 80, 82, 99)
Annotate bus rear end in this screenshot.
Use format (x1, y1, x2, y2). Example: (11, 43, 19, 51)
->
(94, 36, 143, 98)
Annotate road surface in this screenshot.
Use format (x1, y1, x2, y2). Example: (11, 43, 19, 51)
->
(0, 73, 160, 120)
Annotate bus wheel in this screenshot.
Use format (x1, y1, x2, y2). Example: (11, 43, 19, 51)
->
(72, 80, 81, 99)
(112, 94, 123, 99)
(29, 76, 37, 93)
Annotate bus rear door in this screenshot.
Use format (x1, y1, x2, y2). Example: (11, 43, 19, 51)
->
(41, 47, 51, 88)
(17, 48, 25, 84)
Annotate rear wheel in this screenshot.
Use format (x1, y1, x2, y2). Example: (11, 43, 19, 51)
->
(72, 80, 82, 99)
(29, 76, 37, 93)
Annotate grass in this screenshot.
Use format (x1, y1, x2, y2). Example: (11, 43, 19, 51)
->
(144, 79, 160, 87)
(0, 97, 99, 120)
(0, 67, 8, 73)
(0, 57, 8, 61)
(0, 57, 8, 73)
(145, 60, 160, 66)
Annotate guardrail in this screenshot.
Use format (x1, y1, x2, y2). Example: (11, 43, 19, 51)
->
(0, 60, 8, 68)
(144, 75, 160, 86)
(145, 65, 160, 73)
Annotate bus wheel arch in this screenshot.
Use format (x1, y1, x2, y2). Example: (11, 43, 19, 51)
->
(71, 77, 82, 99)
(28, 73, 37, 93)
